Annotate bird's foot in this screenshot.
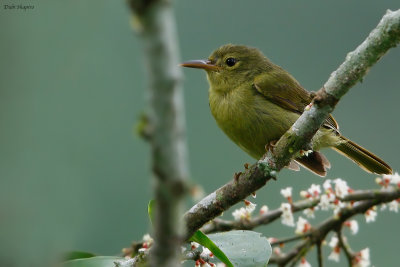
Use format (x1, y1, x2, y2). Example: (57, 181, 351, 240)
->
(265, 140, 278, 153)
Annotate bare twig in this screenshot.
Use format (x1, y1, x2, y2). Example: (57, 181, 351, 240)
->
(337, 228, 354, 266)
(128, 0, 189, 266)
(271, 234, 310, 247)
(317, 242, 323, 267)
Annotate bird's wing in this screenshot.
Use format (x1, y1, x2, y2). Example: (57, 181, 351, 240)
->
(253, 70, 311, 114)
(253, 70, 339, 131)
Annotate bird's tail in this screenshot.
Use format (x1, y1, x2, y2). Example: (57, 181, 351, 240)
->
(333, 136, 392, 175)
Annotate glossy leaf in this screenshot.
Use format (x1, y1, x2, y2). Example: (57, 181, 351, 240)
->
(61, 256, 124, 267)
(190, 230, 233, 267)
(62, 251, 96, 261)
(208, 230, 271, 267)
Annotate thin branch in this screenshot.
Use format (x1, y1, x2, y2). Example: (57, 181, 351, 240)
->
(340, 188, 399, 202)
(336, 228, 354, 267)
(202, 198, 318, 234)
(271, 234, 310, 247)
(288, 242, 311, 267)
(202, 187, 399, 234)
(184, 9, 400, 240)
(317, 242, 323, 267)
(270, 185, 400, 265)
(128, 1, 190, 266)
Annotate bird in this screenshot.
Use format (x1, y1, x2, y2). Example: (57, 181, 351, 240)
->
(181, 44, 392, 176)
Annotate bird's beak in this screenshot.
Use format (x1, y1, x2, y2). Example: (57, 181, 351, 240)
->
(180, 59, 219, 71)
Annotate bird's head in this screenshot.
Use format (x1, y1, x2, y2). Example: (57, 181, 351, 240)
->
(181, 44, 271, 92)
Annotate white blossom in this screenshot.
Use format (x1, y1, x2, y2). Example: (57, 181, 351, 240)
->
(303, 208, 315, 218)
(383, 172, 400, 185)
(345, 220, 359, 235)
(259, 205, 269, 215)
(328, 247, 340, 262)
(298, 257, 311, 267)
(375, 177, 384, 187)
(280, 187, 293, 198)
(328, 236, 339, 248)
(365, 209, 377, 223)
(295, 216, 311, 234)
(201, 247, 213, 258)
(319, 194, 332, 210)
(280, 203, 295, 227)
(353, 248, 371, 267)
(143, 234, 153, 244)
(323, 179, 332, 191)
(244, 200, 257, 213)
(307, 184, 321, 198)
(389, 200, 399, 213)
(333, 178, 349, 198)
(328, 236, 341, 262)
(360, 248, 370, 261)
(300, 190, 309, 198)
(332, 200, 347, 218)
(139, 233, 153, 252)
(191, 242, 200, 250)
(232, 207, 250, 221)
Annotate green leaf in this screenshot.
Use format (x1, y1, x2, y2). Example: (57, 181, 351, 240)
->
(208, 230, 271, 267)
(190, 230, 234, 267)
(61, 256, 124, 267)
(148, 199, 155, 225)
(62, 251, 96, 261)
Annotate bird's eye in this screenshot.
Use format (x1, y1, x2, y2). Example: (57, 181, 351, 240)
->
(225, 57, 237, 67)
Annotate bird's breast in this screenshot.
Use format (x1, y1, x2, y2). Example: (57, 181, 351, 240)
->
(208, 86, 299, 159)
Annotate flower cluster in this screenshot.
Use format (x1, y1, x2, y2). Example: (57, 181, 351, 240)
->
(191, 241, 216, 267)
(327, 236, 340, 262)
(138, 234, 153, 254)
(353, 248, 370, 267)
(231, 200, 257, 221)
(192, 173, 399, 267)
(271, 173, 400, 266)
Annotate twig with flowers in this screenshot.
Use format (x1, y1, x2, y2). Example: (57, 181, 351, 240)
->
(267, 174, 400, 267)
(122, 8, 400, 267)
(195, 174, 400, 266)
(183, 8, 400, 242)
(125, 173, 400, 267)
(201, 175, 400, 235)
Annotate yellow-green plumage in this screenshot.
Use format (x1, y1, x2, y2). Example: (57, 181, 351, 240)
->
(182, 44, 392, 176)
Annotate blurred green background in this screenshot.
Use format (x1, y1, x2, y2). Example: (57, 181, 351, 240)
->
(1, 1, 399, 266)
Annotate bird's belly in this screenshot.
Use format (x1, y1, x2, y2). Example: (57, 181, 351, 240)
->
(210, 93, 300, 159)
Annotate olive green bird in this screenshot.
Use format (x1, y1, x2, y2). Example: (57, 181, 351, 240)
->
(181, 44, 392, 176)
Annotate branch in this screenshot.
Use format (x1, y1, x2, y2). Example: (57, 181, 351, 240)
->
(269, 187, 400, 266)
(316, 242, 323, 267)
(202, 187, 400, 234)
(202, 198, 318, 234)
(337, 228, 354, 266)
(271, 234, 310, 247)
(128, 1, 190, 266)
(184, 8, 400, 240)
